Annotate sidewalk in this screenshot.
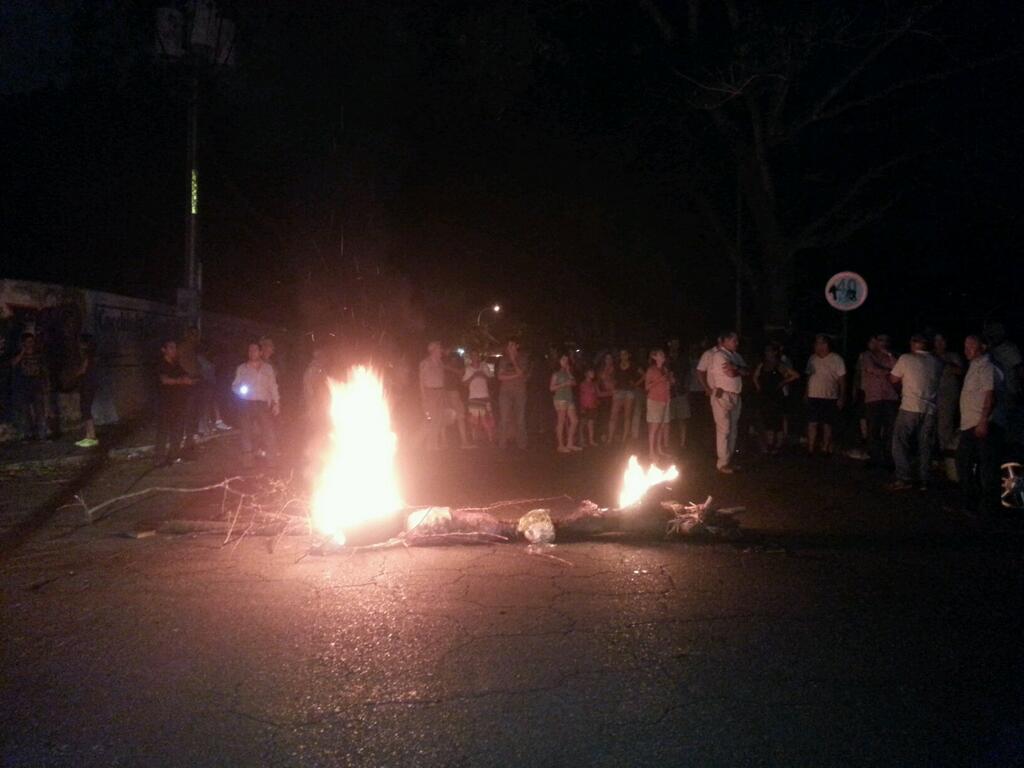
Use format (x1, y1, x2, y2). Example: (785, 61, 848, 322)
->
(0, 422, 233, 472)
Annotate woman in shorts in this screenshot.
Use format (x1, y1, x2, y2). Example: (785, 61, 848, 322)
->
(550, 353, 580, 453)
(645, 349, 672, 460)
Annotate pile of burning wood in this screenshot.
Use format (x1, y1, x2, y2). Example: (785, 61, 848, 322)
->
(84, 368, 744, 554)
(303, 368, 744, 551)
(311, 487, 743, 553)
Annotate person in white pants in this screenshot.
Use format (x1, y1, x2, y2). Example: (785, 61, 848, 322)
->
(702, 331, 748, 473)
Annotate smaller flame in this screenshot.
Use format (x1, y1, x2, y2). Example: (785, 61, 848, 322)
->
(618, 455, 679, 508)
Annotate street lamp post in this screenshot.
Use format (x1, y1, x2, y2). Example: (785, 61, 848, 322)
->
(476, 304, 501, 326)
(475, 304, 502, 347)
(155, 1, 236, 323)
(186, 66, 199, 294)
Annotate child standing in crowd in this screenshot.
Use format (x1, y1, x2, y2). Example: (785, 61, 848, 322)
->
(645, 349, 672, 460)
(550, 353, 580, 453)
(463, 351, 495, 444)
(578, 367, 600, 447)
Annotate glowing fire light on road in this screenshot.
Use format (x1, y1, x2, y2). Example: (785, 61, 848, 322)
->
(618, 455, 679, 509)
(312, 366, 403, 545)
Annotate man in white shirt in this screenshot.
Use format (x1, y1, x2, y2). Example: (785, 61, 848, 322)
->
(233, 341, 281, 467)
(419, 341, 446, 451)
(887, 334, 944, 490)
(804, 334, 847, 456)
(702, 331, 748, 473)
(955, 335, 1005, 516)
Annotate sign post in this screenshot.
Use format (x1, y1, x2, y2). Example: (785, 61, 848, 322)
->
(825, 271, 868, 355)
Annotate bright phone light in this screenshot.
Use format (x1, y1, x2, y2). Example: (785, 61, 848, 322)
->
(239, 385, 249, 396)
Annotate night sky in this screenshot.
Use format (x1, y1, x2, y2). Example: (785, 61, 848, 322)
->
(3, 0, 1023, 348)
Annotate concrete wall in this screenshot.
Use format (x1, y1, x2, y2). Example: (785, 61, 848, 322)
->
(0, 279, 291, 428)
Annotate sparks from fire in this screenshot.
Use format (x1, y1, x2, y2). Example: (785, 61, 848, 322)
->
(311, 366, 403, 545)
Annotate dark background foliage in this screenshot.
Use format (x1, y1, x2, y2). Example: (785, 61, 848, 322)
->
(3, 0, 1022, 348)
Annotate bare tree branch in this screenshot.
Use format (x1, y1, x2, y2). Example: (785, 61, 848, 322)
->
(768, 73, 790, 129)
(639, 0, 676, 43)
(673, 158, 758, 286)
(790, 4, 940, 136)
(745, 94, 775, 204)
(824, 191, 903, 247)
(720, 0, 739, 30)
(687, 0, 701, 41)
(673, 69, 786, 111)
(672, 70, 752, 96)
(790, 189, 904, 255)
(794, 146, 943, 249)
(809, 48, 1022, 126)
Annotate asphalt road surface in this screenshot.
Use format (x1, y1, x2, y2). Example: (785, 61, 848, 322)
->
(2, 435, 1023, 766)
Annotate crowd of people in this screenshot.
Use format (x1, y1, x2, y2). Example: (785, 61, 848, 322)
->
(0, 297, 99, 448)
(3, 305, 1022, 519)
(151, 330, 280, 467)
(413, 323, 1022, 518)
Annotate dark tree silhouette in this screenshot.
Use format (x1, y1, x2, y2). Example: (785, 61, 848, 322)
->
(634, 0, 1019, 328)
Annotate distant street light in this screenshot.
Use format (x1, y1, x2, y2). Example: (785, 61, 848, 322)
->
(477, 304, 502, 326)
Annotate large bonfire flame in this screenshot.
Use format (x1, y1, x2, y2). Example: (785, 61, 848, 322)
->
(312, 366, 403, 545)
(618, 455, 679, 509)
